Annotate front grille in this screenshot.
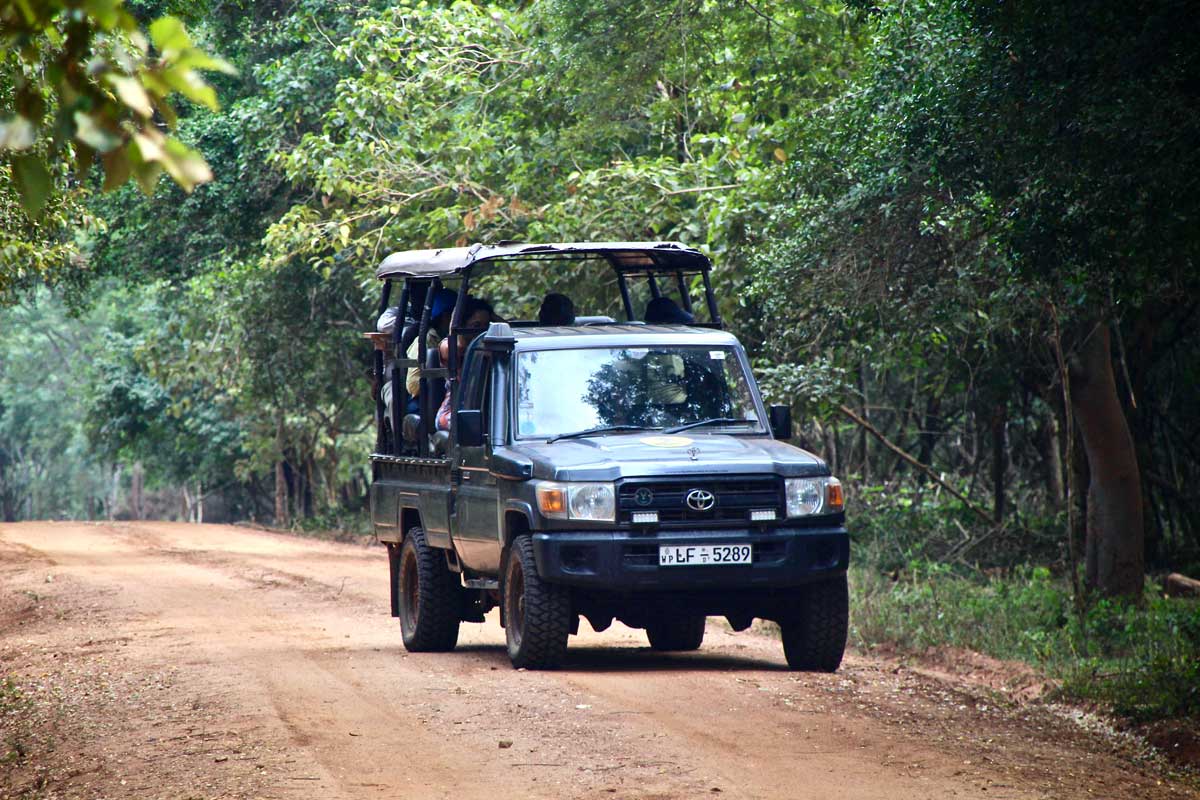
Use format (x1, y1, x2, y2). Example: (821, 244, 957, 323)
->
(618, 476, 783, 524)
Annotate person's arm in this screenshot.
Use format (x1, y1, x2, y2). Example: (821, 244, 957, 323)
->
(377, 306, 398, 334)
(404, 337, 421, 397)
(436, 388, 452, 431)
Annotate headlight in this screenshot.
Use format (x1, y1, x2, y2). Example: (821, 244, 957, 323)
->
(536, 482, 616, 522)
(785, 477, 844, 517)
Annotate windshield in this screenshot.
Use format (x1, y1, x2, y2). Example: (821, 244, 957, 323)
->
(515, 345, 762, 439)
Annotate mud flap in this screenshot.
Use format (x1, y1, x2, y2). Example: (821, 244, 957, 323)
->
(388, 542, 400, 617)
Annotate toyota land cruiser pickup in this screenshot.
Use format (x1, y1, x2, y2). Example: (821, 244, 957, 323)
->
(367, 242, 849, 670)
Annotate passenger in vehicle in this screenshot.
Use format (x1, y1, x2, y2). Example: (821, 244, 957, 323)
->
(538, 292, 575, 326)
(377, 288, 457, 420)
(436, 297, 497, 431)
(643, 296, 694, 325)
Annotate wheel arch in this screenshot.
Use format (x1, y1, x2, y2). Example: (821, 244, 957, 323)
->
(401, 506, 423, 539)
(503, 507, 532, 549)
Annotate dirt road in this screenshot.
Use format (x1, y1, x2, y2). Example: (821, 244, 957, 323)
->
(1, 521, 1193, 799)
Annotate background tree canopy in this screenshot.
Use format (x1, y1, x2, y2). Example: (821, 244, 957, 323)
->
(1, 0, 1197, 619)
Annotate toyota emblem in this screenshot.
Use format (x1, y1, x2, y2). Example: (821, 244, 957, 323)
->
(685, 488, 716, 512)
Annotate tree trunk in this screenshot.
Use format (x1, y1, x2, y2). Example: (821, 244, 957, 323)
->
(275, 460, 289, 528)
(131, 462, 144, 521)
(290, 459, 305, 522)
(1069, 323, 1144, 598)
(1037, 412, 1065, 514)
(858, 364, 871, 481)
(108, 464, 122, 521)
(0, 444, 16, 521)
(990, 402, 1009, 523)
(304, 458, 315, 519)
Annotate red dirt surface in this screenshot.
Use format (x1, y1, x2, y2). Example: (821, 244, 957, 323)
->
(1, 521, 1195, 799)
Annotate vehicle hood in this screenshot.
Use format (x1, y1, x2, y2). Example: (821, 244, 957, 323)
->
(512, 433, 828, 482)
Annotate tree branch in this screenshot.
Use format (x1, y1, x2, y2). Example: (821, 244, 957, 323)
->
(838, 403, 994, 525)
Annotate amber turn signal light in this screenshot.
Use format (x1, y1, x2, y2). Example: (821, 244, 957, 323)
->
(537, 486, 567, 516)
(826, 479, 844, 511)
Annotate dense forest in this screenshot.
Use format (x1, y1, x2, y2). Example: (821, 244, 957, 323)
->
(3, 0, 1198, 724)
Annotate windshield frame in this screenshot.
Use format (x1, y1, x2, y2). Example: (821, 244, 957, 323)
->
(508, 341, 770, 442)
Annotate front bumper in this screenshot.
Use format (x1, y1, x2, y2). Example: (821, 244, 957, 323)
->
(530, 526, 848, 591)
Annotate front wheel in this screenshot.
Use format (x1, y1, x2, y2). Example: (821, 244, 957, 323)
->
(503, 536, 571, 669)
(397, 527, 460, 652)
(780, 575, 849, 672)
(645, 615, 706, 651)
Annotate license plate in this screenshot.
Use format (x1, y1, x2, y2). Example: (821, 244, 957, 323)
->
(659, 544, 752, 566)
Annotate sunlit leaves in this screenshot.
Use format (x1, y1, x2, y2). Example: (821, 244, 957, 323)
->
(0, 0, 234, 222)
(10, 154, 51, 218)
(265, 1, 861, 328)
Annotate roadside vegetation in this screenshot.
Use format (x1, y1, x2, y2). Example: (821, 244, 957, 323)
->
(846, 489, 1199, 726)
(2, 0, 1197, 738)
(851, 563, 1199, 723)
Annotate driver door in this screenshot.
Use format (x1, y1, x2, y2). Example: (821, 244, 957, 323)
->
(451, 353, 501, 573)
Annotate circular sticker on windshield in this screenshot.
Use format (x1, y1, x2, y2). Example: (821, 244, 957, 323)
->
(640, 436, 694, 448)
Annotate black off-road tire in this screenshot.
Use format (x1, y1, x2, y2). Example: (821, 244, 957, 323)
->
(645, 615, 707, 651)
(503, 536, 571, 669)
(780, 575, 849, 672)
(397, 527, 460, 652)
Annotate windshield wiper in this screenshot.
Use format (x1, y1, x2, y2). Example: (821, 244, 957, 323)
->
(664, 417, 757, 434)
(547, 424, 659, 444)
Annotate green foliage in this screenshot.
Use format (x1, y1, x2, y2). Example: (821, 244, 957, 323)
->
(0, 0, 234, 305)
(0, 158, 93, 302)
(267, 1, 861, 322)
(846, 482, 1067, 573)
(81, 283, 245, 490)
(753, 0, 1200, 380)
(754, 357, 850, 419)
(1062, 598, 1200, 722)
(294, 508, 371, 543)
(748, 0, 1200, 582)
(0, 0, 234, 211)
(0, 292, 111, 520)
(177, 256, 374, 478)
(4, 0, 1197, 599)
(851, 564, 1200, 723)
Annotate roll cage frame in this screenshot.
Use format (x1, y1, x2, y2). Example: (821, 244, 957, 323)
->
(370, 242, 723, 457)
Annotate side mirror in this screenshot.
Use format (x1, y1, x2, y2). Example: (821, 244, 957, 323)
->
(769, 405, 793, 440)
(457, 409, 484, 447)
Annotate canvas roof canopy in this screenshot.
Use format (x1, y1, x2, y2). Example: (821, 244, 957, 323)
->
(374, 241, 711, 280)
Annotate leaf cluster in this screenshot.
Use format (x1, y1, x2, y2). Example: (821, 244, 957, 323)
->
(1, 0, 235, 218)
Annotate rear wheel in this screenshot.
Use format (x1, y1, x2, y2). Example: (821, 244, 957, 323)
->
(503, 536, 571, 669)
(780, 575, 848, 672)
(645, 614, 706, 651)
(397, 527, 460, 652)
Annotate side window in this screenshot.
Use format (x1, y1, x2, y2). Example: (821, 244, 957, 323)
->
(480, 362, 492, 432)
(462, 353, 492, 433)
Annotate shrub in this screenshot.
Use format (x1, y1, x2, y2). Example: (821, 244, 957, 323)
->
(850, 564, 1200, 723)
